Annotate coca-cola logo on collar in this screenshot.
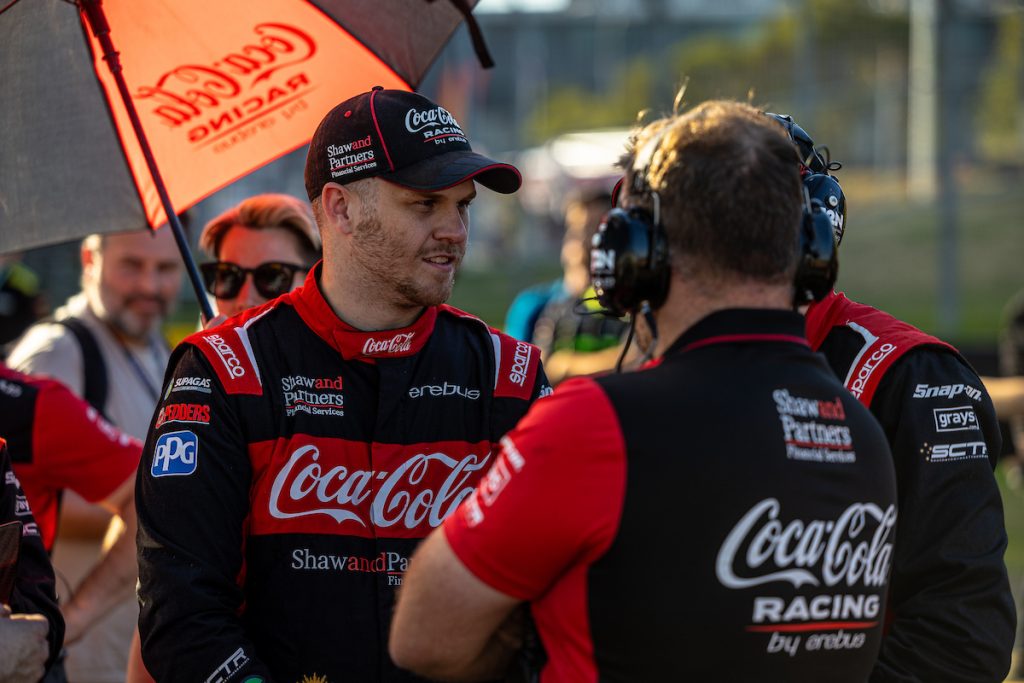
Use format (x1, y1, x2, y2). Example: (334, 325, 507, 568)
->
(361, 332, 415, 356)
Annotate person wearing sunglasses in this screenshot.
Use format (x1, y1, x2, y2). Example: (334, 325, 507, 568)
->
(198, 194, 321, 318)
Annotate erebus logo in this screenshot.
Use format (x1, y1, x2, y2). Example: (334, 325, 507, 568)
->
(509, 341, 532, 387)
(205, 334, 245, 378)
(848, 343, 896, 398)
(362, 332, 415, 356)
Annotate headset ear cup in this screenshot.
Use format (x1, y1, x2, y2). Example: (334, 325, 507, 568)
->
(591, 207, 670, 317)
(793, 201, 838, 305)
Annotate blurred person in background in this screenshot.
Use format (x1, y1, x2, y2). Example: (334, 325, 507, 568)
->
(126, 193, 320, 683)
(0, 254, 48, 359)
(504, 188, 629, 383)
(776, 114, 1016, 682)
(0, 438, 65, 682)
(6, 227, 183, 683)
(0, 362, 141, 672)
(391, 98, 897, 682)
(198, 193, 321, 319)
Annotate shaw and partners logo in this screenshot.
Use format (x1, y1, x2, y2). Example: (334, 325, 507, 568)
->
(268, 445, 490, 530)
(137, 23, 317, 147)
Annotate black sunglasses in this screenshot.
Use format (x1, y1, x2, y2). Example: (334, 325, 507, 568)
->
(199, 261, 306, 300)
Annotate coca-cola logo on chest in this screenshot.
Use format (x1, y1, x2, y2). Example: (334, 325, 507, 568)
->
(716, 498, 896, 590)
(137, 23, 317, 150)
(267, 445, 490, 531)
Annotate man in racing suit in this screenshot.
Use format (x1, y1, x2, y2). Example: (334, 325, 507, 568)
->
(789, 119, 1015, 681)
(0, 363, 141, 645)
(136, 87, 548, 683)
(1, 438, 64, 681)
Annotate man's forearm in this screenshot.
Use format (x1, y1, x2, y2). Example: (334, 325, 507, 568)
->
(62, 500, 137, 644)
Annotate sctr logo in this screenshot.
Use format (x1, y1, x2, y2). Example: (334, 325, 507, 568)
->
(152, 430, 199, 477)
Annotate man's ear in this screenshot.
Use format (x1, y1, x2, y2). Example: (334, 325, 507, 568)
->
(320, 183, 357, 235)
(81, 241, 97, 273)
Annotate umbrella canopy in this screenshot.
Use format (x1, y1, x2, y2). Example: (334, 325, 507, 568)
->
(0, 0, 486, 252)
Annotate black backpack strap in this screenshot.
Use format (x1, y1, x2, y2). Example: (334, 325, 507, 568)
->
(55, 318, 108, 418)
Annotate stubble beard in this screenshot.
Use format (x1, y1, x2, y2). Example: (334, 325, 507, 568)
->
(352, 213, 460, 310)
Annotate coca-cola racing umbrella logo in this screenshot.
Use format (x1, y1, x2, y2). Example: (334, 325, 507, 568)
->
(137, 23, 318, 154)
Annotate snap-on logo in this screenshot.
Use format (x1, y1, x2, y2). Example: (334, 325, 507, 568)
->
(205, 334, 245, 378)
(848, 343, 896, 398)
(509, 342, 532, 387)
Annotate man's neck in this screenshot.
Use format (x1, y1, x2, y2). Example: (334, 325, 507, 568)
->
(653, 276, 793, 357)
(320, 263, 424, 331)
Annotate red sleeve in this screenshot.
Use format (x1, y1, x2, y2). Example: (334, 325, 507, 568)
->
(444, 378, 626, 600)
(31, 379, 142, 503)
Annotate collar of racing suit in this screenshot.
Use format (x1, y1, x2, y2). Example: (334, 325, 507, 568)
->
(661, 307, 810, 360)
(286, 262, 439, 362)
(804, 289, 845, 350)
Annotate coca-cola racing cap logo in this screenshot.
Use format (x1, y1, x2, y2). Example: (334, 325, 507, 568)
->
(304, 87, 521, 200)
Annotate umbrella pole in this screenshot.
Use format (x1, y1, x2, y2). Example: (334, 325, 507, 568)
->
(78, 0, 215, 324)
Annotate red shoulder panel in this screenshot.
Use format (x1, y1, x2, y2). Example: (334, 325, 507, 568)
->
(183, 314, 269, 396)
(492, 332, 541, 400)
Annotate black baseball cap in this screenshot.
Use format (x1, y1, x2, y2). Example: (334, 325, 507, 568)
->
(304, 87, 521, 200)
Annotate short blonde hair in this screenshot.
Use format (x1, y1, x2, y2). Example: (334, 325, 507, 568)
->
(200, 194, 321, 263)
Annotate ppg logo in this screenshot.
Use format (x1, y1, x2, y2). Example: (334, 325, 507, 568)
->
(151, 430, 199, 477)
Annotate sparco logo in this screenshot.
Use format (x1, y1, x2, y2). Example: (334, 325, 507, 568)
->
(205, 334, 245, 377)
(268, 445, 489, 529)
(848, 343, 896, 398)
(509, 342, 532, 387)
(716, 498, 896, 590)
(362, 332, 415, 356)
(404, 106, 460, 133)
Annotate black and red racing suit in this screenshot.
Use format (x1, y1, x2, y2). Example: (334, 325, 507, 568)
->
(136, 267, 549, 683)
(806, 291, 1015, 682)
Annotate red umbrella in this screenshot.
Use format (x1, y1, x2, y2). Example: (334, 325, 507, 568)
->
(0, 0, 491, 319)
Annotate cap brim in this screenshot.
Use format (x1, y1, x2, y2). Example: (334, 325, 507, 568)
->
(384, 150, 522, 194)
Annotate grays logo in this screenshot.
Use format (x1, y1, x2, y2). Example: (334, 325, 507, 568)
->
(152, 430, 199, 477)
(933, 406, 979, 432)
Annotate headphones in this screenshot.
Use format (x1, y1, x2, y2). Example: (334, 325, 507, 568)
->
(592, 116, 838, 316)
(765, 113, 847, 246)
(591, 137, 670, 318)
